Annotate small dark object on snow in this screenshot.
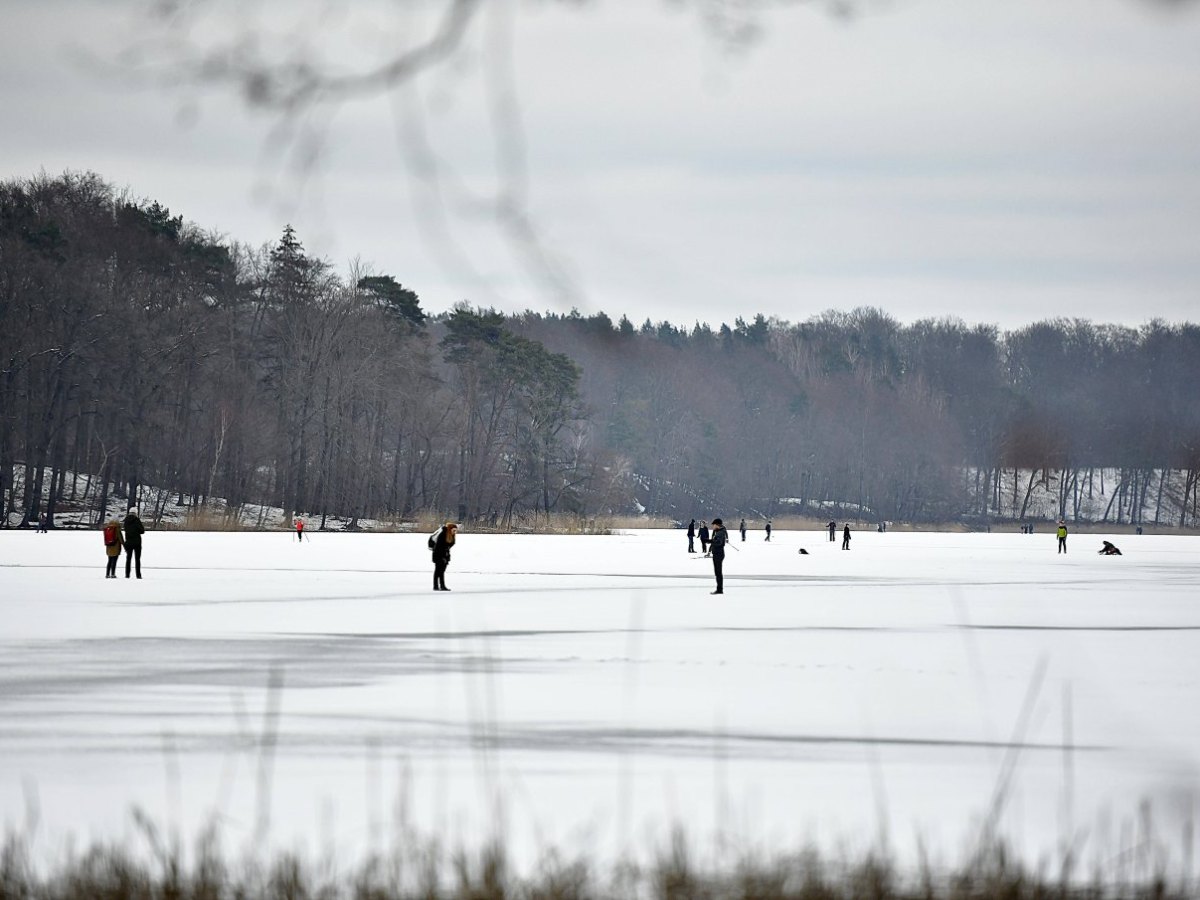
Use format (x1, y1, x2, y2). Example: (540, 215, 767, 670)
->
(798, 547, 809, 555)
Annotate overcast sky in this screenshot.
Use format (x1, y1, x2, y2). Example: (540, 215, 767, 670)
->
(3, 0, 1199, 330)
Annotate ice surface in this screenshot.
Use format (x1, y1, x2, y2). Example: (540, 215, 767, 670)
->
(2, 527, 1198, 871)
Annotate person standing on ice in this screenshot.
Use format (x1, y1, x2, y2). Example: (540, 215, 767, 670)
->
(102, 517, 123, 578)
(709, 517, 728, 594)
(828, 520, 836, 542)
(739, 518, 747, 541)
(1056, 519, 1068, 554)
(123, 507, 145, 579)
(842, 523, 851, 550)
(432, 522, 457, 591)
(295, 517, 305, 542)
(698, 520, 710, 555)
(687, 518, 696, 553)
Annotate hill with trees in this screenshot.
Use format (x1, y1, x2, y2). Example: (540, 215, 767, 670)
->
(3, 172, 1198, 529)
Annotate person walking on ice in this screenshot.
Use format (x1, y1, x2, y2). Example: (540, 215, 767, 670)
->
(764, 520, 772, 541)
(1057, 519, 1068, 554)
(709, 518, 729, 594)
(295, 517, 305, 542)
(431, 522, 457, 591)
(842, 523, 851, 550)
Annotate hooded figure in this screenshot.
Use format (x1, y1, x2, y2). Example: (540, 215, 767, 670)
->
(123, 508, 145, 579)
(1099, 540, 1122, 556)
(103, 518, 124, 578)
(1057, 520, 1068, 554)
(432, 522, 457, 591)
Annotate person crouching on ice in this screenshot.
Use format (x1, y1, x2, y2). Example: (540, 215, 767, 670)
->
(1099, 540, 1122, 556)
(433, 522, 457, 591)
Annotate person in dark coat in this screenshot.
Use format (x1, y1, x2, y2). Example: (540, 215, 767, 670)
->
(739, 518, 747, 541)
(1099, 540, 1122, 556)
(123, 507, 145, 579)
(103, 518, 123, 578)
(709, 517, 728, 594)
(828, 520, 836, 542)
(698, 521, 710, 555)
(764, 520, 772, 541)
(842, 524, 851, 550)
(432, 522, 457, 591)
(687, 519, 696, 553)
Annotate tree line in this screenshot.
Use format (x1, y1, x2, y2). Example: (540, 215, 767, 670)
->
(2, 172, 1198, 529)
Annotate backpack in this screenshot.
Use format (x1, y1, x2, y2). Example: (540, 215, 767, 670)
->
(427, 527, 442, 551)
(103, 524, 118, 546)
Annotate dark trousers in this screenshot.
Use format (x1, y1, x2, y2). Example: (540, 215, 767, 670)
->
(688, 536, 695, 552)
(434, 559, 449, 590)
(125, 545, 142, 578)
(1058, 537, 1067, 553)
(842, 537, 850, 550)
(296, 530, 304, 541)
(105, 555, 118, 577)
(712, 553, 724, 593)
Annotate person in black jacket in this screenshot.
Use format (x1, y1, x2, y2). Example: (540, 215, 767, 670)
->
(739, 518, 747, 541)
(123, 508, 145, 579)
(842, 524, 851, 550)
(687, 519, 696, 553)
(827, 520, 836, 542)
(698, 521, 710, 555)
(432, 522, 457, 591)
(709, 518, 728, 594)
(1099, 540, 1122, 556)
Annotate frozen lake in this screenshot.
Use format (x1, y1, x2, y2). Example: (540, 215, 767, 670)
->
(2, 527, 1198, 872)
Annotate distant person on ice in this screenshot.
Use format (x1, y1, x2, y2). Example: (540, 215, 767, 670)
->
(764, 520, 772, 541)
(828, 520, 837, 542)
(295, 517, 305, 542)
(102, 517, 123, 578)
(699, 521, 710, 555)
(709, 518, 728, 594)
(1056, 520, 1068, 554)
(432, 522, 457, 591)
(687, 519, 696, 553)
(842, 524, 851, 550)
(123, 507, 145, 579)
(739, 518, 747, 541)
(1099, 540, 1122, 556)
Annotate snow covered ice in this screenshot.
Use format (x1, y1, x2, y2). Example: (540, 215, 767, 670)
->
(2, 527, 1199, 870)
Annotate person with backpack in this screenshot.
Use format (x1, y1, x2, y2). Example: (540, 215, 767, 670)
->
(103, 518, 124, 578)
(431, 522, 457, 591)
(123, 507, 145, 579)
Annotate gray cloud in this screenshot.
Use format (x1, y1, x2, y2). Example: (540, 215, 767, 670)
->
(2, 0, 1198, 329)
